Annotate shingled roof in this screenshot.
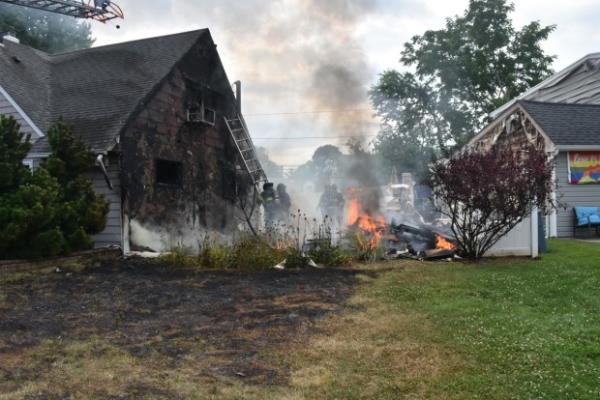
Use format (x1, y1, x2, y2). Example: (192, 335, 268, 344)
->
(0, 29, 208, 154)
(519, 100, 600, 146)
(491, 53, 600, 119)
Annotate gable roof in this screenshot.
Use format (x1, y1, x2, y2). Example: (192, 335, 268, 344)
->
(491, 53, 600, 119)
(519, 100, 600, 146)
(0, 29, 209, 154)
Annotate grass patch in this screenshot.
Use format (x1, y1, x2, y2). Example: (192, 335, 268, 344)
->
(264, 239, 600, 399)
(358, 239, 600, 399)
(3, 240, 600, 399)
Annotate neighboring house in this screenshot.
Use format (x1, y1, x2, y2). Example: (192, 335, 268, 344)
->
(0, 30, 265, 252)
(472, 53, 600, 242)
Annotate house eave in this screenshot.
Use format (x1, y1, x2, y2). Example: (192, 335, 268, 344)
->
(0, 85, 45, 139)
(27, 152, 51, 159)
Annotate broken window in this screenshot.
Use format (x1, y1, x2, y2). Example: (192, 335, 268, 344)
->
(156, 159, 182, 186)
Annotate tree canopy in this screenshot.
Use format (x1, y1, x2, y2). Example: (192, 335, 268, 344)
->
(370, 0, 556, 181)
(0, 3, 94, 53)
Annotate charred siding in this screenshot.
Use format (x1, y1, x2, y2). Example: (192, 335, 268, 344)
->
(120, 37, 249, 248)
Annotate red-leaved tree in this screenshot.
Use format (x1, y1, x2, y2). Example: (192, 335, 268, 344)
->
(431, 143, 554, 259)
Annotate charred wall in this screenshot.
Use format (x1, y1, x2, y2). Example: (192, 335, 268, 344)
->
(120, 36, 251, 251)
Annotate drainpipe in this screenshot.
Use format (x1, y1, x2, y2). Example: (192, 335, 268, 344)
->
(96, 154, 113, 190)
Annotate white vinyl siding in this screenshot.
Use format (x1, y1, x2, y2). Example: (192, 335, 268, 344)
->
(89, 155, 123, 249)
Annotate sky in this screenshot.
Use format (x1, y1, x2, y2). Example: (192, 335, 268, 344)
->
(92, 0, 600, 166)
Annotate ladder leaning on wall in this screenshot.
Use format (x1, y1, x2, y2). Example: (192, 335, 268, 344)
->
(224, 115, 267, 185)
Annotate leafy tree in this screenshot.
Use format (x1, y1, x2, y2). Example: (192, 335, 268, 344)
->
(0, 3, 94, 53)
(290, 145, 345, 189)
(370, 0, 555, 180)
(431, 142, 553, 259)
(0, 117, 108, 259)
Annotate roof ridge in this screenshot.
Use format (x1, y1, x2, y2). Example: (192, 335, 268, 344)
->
(49, 28, 208, 58)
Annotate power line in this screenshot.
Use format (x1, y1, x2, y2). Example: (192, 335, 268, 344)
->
(244, 108, 373, 117)
(252, 134, 378, 141)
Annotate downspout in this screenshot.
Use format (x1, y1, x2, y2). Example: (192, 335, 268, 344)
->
(96, 154, 114, 190)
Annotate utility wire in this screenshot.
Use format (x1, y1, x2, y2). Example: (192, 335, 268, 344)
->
(252, 134, 378, 140)
(244, 108, 373, 117)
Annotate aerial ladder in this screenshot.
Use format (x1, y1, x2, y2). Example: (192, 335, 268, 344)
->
(0, 0, 124, 23)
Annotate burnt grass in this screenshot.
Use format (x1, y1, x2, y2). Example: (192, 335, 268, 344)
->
(0, 258, 369, 392)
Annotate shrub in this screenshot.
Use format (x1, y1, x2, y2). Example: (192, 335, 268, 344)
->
(309, 244, 352, 267)
(228, 235, 285, 271)
(198, 236, 230, 269)
(285, 248, 312, 269)
(431, 142, 553, 259)
(158, 246, 199, 268)
(0, 116, 109, 260)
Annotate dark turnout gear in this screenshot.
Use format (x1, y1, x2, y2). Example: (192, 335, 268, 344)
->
(276, 183, 291, 222)
(319, 184, 345, 226)
(261, 182, 278, 225)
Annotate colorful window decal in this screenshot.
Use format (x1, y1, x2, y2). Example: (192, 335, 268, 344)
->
(569, 152, 600, 184)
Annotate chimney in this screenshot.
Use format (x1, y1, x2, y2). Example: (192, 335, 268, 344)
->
(0, 32, 20, 44)
(234, 80, 242, 115)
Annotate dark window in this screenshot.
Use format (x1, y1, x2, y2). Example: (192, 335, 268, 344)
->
(203, 107, 216, 125)
(156, 159, 182, 186)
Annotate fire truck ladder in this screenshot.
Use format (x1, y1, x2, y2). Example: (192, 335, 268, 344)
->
(224, 116, 267, 185)
(0, 0, 124, 22)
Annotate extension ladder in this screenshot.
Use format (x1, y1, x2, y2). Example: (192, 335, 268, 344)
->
(224, 116, 267, 185)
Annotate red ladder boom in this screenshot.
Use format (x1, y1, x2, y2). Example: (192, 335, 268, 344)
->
(0, 0, 124, 22)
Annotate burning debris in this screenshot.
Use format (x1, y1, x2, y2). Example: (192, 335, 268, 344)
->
(341, 171, 459, 262)
(346, 187, 386, 251)
(385, 224, 458, 261)
(341, 181, 458, 262)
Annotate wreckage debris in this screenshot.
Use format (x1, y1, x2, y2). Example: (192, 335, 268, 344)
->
(384, 223, 459, 261)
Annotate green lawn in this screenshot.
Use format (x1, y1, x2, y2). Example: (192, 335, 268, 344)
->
(296, 239, 600, 399)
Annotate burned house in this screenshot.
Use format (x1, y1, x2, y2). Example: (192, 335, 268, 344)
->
(0, 30, 265, 252)
(471, 53, 600, 241)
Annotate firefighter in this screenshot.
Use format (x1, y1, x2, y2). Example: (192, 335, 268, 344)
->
(319, 184, 345, 227)
(260, 182, 278, 226)
(276, 183, 291, 223)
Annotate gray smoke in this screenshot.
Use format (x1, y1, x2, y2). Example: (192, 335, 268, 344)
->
(180, 0, 378, 143)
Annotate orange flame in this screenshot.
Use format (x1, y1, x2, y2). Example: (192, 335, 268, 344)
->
(347, 190, 386, 250)
(435, 234, 457, 251)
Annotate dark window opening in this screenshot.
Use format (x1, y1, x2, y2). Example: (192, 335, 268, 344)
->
(204, 107, 216, 125)
(156, 159, 182, 186)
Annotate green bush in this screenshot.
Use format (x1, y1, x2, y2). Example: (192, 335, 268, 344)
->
(0, 116, 109, 260)
(158, 246, 199, 268)
(309, 244, 353, 267)
(228, 235, 285, 271)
